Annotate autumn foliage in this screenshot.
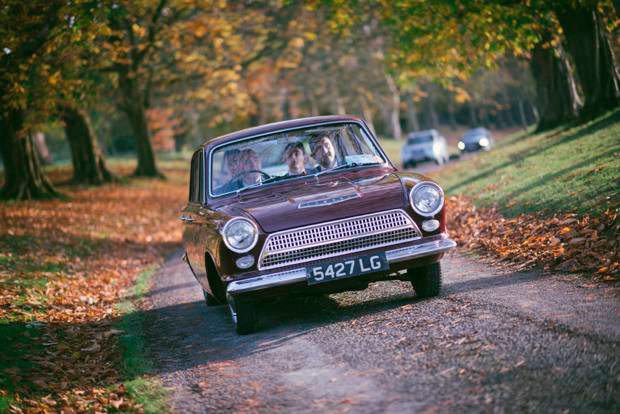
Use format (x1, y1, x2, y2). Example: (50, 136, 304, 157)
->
(0, 165, 186, 413)
(447, 195, 620, 281)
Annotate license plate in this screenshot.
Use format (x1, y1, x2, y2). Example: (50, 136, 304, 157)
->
(306, 253, 389, 285)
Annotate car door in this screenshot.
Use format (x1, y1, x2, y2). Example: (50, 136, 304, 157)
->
(181, 150, 206, 278)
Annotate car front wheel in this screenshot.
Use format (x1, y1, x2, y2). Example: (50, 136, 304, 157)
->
(408, 262, 442, 298)
(227, 294, 257, 335)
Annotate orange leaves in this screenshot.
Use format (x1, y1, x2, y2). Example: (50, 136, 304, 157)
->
(0, 165, 187, 413)
(447, 195, 620, 281)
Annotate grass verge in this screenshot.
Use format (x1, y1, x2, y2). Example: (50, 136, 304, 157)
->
(116, 266, 170, 414)
(432, 108, 620, 217)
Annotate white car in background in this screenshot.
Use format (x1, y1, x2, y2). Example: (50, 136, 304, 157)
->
(401, 129, 449, 168)
(458, 127, 494, 153)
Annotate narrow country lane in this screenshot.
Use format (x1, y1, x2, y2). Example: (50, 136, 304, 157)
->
(143, 250, 620, 413)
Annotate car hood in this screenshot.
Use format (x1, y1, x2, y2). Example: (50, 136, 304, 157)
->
(404, 143, 433, 151)
(225, 172, 406, 233)
(462, 135, 485, 143)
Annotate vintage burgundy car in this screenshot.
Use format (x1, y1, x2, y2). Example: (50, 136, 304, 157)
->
(180, 115, 456, 334)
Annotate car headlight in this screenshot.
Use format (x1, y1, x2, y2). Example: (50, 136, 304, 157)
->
(409, 182, 444, 217)
(458, 141, 465, 150)
(222, 218, 258, 253)
(479, 137, 489, 147)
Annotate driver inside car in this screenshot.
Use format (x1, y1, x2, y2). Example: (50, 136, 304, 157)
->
(238, 148, 262, 186)
(216, 148, 262, 194)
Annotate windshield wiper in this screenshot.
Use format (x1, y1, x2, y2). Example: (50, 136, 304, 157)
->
(318, 162, 381, 175)
(260, 175, 290, 185)
(235, 175, 289, 193)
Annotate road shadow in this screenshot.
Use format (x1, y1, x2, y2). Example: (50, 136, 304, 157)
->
(137, 260, 555, 377)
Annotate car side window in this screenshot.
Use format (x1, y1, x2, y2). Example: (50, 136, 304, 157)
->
(189, 152, 200, 203)
(198, 150, 204, 204)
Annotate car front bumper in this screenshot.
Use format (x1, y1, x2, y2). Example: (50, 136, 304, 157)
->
(226, 238, 456, 295)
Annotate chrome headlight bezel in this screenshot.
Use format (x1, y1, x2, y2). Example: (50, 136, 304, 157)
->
(409, 181, 444, 217)
(222, 217, 259, 253)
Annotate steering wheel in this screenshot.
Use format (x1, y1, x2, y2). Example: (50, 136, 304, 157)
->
(233, 170, 271, 183)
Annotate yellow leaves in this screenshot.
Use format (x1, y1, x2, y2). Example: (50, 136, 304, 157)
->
(304, 32, 317, 41)
(290, 37, 305, 49)
(453, 88, 470, 104)
(131, 23, 146, 37)
(48, 72, 61, 86)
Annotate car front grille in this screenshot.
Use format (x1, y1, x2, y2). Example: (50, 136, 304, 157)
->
(258, 209, 421, 270)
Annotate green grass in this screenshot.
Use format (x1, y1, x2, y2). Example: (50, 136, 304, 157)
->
(432, 108, 620, 217)
(0, 323, 43, 411)
(377, 138, 402, 166)
(115, 266, 170, 414)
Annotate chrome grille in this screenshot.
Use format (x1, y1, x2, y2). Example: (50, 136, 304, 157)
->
(258, 209, 421, 270)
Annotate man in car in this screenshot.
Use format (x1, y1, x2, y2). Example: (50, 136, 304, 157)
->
(222, 149, 241, 182)
(309, 134, 338, 172)
(238, 148, 262, 186)
(283, 142, 307, 176)
(216, 148, 262, 193)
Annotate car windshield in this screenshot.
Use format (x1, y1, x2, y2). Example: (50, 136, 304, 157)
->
(210, 123, 385, 196)
(463, 129, 488, 140)
(407, 135, 433, 145)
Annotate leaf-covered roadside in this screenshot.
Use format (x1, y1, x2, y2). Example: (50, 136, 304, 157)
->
(0, 165, 186, 413)
(447, 195, 620, 282)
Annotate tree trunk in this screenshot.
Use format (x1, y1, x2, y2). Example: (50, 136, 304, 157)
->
(517, 99, 528, 129)
(530, 39, 582, 131)
(305, 89, 319, 116)
(0, 109, 58, 199)
(501, 91, 515, 127)
(385, 74, 402, 140)
(32, 132, 52, 165)
(358, 93, 375, 133)
(447, 101, 457, 130)
(427, 92, 439, 129)
(118, 71, 163, 178)
(468, 102, 478, 126)
(556, 6, 620, 120)
(61, 105, 116, 185)
(405, 93, 420, 132)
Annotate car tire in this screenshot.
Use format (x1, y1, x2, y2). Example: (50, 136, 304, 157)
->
(227, 294, 257, 335)
(408, 262, 442, 298)
(203, 289, 221, 307)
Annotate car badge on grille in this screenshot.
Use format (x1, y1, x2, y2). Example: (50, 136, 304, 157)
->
(298, 193, 360, 208)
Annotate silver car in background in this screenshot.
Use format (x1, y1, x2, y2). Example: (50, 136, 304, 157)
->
(458, 127, 494, 153)
(401, 129, 449, 168)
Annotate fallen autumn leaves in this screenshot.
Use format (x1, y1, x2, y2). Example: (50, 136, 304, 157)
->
(0, 166, 186, 413)
(447, 195, 620, 281)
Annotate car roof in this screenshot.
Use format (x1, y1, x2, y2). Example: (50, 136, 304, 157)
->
(198, 115, 365, 150)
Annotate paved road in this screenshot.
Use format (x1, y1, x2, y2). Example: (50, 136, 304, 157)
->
(143, 250, 620, 413)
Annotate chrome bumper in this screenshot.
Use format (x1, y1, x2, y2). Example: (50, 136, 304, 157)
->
(226, 238, 456, 295)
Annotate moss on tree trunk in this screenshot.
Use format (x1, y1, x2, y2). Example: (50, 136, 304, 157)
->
(556, 6, 620, 120)
(118, 71, 164, 179)
(530, 37, 581, 131)
(61, 105, 116, 185)
(0, 109, 59, 200)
